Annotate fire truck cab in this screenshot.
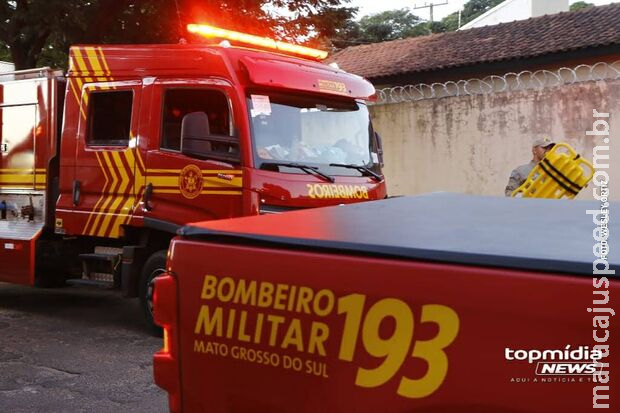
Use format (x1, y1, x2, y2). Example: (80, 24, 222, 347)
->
(0, 38, 386, 330)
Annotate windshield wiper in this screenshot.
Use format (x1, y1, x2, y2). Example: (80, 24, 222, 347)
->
(329, 163, 383, 181)
(262, 162, 335, 183)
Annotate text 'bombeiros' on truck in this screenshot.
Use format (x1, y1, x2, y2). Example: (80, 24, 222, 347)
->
(0, 23, 387, 332)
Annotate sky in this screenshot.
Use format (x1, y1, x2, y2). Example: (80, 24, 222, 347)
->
(348, 0, 620, 20)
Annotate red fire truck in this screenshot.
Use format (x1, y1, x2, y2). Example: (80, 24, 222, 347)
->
(153, 193, 618, 412)
(0, 26, 386, 330)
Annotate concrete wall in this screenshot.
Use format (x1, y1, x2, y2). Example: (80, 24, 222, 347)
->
(370, 79, 619, 200)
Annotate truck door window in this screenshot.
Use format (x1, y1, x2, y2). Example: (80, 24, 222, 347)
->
(86, 90, 133, 146)
(161, 89, 234, 152)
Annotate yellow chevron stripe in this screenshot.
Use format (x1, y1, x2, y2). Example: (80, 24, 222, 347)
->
(68, 78, 82, 117)
(75, 78, 87, 120)
(126, 149, 143, 192)
(136, 149, 146, 175)
(93, 151, 120, 235)
(111, 152, 130, 195)
(72, 48, 91, 77)
(69, 52, 77, 72)
(86, 211, 132, 238)
(108, 197, 135, 238)
(72, 49, 96, 114)
(97, 195, 125, 237)
(88, 152, 118, 236)
(83, 152, 110, 235)
(83, 154, 107, 235)
(76, 46, 128, 238)
(107, 147, 143, 238)
(98, 47, 111, 75)
(99, 151, 133, 237)
(85, 46, 107, 81)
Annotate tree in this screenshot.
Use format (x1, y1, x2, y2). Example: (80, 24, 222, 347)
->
(358, 9, 423, 42)
(331, 8, 427, 47)
(460, 0, 504, 21)
(570, 1, 595, 12)
(0, 1, 69, 69)
(0, 0, 356, 70)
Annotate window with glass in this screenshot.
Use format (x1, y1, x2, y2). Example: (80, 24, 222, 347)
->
(247, 92, 377, 177)
(86, 90, 133, 146)
(161, 88, 234, 152)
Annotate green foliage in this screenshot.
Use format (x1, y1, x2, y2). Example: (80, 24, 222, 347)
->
(570, 1, 595, 12)
(358, 9, 422, 42)
(0, 0, 356, 69)
(0, 43, 10, 62)
(460, 0, 504, 21)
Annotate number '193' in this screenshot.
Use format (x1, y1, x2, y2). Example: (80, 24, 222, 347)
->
(337, 294, 460, 398)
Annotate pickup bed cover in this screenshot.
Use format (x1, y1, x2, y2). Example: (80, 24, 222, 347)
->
(179, 193, 617, 276)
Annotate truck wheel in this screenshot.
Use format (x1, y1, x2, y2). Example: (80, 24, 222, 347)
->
(139, 250, 167, 336)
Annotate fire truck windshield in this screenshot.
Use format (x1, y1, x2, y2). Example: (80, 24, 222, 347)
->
(247, 93, 376, 176)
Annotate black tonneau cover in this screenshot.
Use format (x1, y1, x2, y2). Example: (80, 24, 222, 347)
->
(179, 193, 618, 277)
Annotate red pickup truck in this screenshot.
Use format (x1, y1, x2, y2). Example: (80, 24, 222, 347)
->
(152, 193, 618, 412)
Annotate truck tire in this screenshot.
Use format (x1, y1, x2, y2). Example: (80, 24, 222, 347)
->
(139, 250, 167, 336)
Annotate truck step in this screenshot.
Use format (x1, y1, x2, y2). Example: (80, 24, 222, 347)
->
(66, 278, 114, 288)
(94, 246, 123, 256)
(79, 247, 121, 285)
(87, 272, 114, 283)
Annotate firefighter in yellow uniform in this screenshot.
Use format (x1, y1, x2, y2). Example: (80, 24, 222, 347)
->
(504, 137, 555, 196)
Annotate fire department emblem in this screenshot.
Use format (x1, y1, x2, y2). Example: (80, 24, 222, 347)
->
(179, 165, 203, 199)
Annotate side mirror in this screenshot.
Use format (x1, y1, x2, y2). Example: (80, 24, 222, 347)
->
(374, 131, 384, 168)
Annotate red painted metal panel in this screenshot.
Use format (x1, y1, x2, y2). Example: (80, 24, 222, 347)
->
(241, 56, 376, 100)
(159, 239, 618, 412)
(0, 237, 36, 285)
(247, 168, 387, 209)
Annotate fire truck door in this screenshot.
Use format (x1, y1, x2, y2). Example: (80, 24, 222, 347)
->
(143, 80, 243, 226)
(67, 80, 142, 238)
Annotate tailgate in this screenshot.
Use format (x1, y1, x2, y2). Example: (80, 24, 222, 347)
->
(157, 238, 618, 413)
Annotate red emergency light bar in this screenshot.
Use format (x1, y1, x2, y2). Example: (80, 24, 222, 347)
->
(187, 23, 329, 60)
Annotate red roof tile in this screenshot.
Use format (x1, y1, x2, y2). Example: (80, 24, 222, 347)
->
(329, 3, 620, 80)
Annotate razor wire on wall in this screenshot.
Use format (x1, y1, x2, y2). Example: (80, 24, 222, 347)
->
(374, 61, 620, 105)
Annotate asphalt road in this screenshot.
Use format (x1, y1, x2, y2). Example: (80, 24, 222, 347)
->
(0, 282, 168, 413)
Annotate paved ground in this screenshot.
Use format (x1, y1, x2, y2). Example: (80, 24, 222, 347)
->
(0, 282, 168, 413)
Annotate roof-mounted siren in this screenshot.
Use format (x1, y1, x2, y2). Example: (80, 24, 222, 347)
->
(187, 24, 328, 60)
